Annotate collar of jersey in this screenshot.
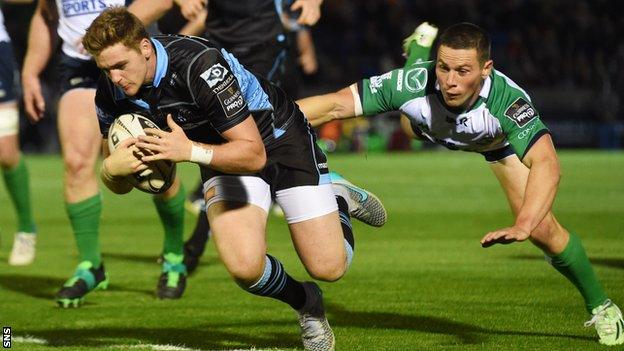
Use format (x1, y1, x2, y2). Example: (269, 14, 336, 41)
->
(150, 38, 168, 87)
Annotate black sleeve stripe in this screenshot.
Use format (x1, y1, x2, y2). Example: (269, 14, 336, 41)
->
(357, 81, 364, 103)
(520, 129, 551, 160)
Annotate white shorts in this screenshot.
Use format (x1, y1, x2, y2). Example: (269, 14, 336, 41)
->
(203, 175, 337, 224)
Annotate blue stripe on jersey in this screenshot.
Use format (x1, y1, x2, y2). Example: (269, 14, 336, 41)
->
(220, 48, 273, 112)
(319, 173, 331, 185)
(151, 38, 168, 87)
(273, 128, 286, 138)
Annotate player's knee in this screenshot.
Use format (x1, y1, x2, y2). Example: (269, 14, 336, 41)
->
(228, 257, 266, 286)
(64, 152, 96, 179)
(306, 260, 346, 282)
(0, 148, 19, 168)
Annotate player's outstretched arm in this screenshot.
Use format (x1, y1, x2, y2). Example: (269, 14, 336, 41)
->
(481, 134, 560, 247)
(21, 0, 57, 122)
(297, 84, 360, 127)
(137, 114, 266, 174)
(128, 0, 175, 25)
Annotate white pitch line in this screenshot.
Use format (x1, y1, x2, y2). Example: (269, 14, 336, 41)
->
(13, 336, 280, 351)
(12, 335, 48, 345)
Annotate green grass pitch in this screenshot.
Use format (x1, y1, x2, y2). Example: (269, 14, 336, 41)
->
(0, 151, 622, 350)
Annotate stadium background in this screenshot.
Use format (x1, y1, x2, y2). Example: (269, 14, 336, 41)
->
(1, 0, 623, 152)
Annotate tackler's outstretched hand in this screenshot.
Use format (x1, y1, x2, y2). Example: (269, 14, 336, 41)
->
(480, 226, 530, 248)
(137, 114, 192, 163)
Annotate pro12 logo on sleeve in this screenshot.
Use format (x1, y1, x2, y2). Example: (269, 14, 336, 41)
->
(216, 82, 246, 118)
(504, 97, 536, 127)
(200, 63, 229, 88)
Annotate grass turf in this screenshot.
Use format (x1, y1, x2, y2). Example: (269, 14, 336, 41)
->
(0, 151, 622, 350)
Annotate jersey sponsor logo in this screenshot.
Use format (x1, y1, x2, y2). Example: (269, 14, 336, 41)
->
(404, 67, 427, 93)
(396, 69, 404, 91)
(216, 81, 246, 118)
(504, 97, 536, 127)
(368, 72, 392, 94)
(446, 115, 468, 127)
(61, 0, 108, 18)
(200, 63, 229, 88)
(517, 123, 537, 140)
(211, 74, 234, 93)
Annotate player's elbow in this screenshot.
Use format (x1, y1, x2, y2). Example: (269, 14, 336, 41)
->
(246, 144, 266, 173)
(332, 87, 357, 119)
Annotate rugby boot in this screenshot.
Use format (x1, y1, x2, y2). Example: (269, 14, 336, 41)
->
(297, 282, 335, 351)
(330, 172, 387, 227)
(8, 232, 36, 266)
(157, 253, 187, 299)
(585, 299, 624, 345)
(56, 261, 108, 308)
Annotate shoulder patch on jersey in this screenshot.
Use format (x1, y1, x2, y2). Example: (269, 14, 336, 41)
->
(200, 63, 229, 88)
(404, 67, 428, 93)
(504, 97, 536, 127)
(368, 72, 393, 94)
(216, 81, 246, 118)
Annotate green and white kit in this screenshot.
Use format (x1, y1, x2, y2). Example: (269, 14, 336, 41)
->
(358, 61, 549, 160)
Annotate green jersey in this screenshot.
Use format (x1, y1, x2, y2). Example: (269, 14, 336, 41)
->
(358, 61, 549, 159)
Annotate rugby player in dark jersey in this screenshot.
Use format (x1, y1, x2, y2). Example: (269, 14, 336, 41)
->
(83, 8, 385, 350)
(156, 0, 324, 272)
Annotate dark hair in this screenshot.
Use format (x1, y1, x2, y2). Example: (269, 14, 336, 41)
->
(83, 7, 149, 57)
(438, 22, 491, 64)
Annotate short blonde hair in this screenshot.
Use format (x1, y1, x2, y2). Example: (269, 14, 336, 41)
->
(82, 7, 148, 57)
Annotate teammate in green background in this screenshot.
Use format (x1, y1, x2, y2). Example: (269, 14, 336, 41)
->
(297, 22, 624, 346)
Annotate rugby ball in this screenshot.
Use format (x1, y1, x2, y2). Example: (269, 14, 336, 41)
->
(107, 113, 176, 194)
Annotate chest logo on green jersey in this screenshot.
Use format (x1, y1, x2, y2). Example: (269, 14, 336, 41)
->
(404, 67, 428, 93)
(504, 97, 536, 127)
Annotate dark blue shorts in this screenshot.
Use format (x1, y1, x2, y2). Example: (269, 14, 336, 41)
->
(0, 41, 16, 103)
(59, 52, 101, 95)
(480, 145, 516, 162)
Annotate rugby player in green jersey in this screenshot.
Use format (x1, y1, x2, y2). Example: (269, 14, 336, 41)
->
(297, 22, 624, 346)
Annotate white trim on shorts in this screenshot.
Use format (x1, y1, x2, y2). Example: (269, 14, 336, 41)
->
(203, 176, 338, 224)
(203, 175, 273, 213)
(0, 106, 18, 137)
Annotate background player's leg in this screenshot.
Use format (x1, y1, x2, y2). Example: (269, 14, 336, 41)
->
(56, 89, 108, 307)
(0, 102, 37, 265)
(490, 155, 623, 345)
(153, 177, 187, 299)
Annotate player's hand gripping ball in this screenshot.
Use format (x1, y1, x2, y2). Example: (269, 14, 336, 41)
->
(108, 113, 176, 194)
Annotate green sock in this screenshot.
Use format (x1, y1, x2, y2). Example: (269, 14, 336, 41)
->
(405, 42, 433, 67)
(153, 184, 185, 256)
(548, 232, 608, 313)
(2, 157, 36, 233)
(66, 194, 102, 267)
